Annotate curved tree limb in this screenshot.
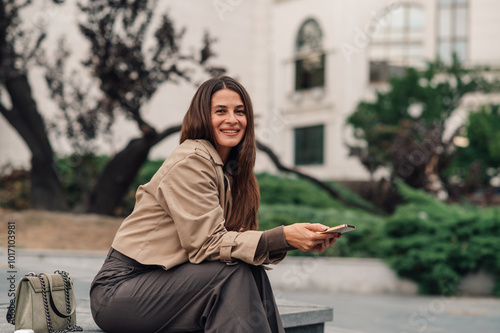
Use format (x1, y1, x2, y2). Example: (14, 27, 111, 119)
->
(153, 124, 183, 145)
(256, 140, 382, 214)
(88, 124, 182, 215)
(89, 122, 380, 215)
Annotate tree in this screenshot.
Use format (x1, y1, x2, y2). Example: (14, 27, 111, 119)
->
(2, 1, 375, 215)
(444, 104, 500, 203)
(346, 57, 500, 202)
(45, 1, 377, 216)
(0, 0, 68, 210)
(42, 0, 224, 214)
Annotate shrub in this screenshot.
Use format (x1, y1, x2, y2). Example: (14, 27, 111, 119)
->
(0, 169, 30, 209)
(381, 179, 500, 295)
(57, 154, 110, 209)
(257, 172, 344, 208)
(258, 204, 384, 258)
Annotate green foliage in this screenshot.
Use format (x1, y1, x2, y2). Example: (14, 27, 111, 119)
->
(257, 172, 377, 212)
(257, 173, 343, 208)
(381, 179, 500, 295)
(258, 204, 384, 258)
(0, 169, 30, 209)
(467, 105, 500, 163)
(0, 155, 165, 214)
(346, 57, 500, 191)
(445, 104, 500, 187)
(57, 154, 111, 209)
(325, 180, 379, 212)
(254, 172, 385, 258)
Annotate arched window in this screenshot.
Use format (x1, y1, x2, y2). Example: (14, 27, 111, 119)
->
(437, 0, 468, 63)
(295, 19, 325, 91)
(369, 4, 425, 82)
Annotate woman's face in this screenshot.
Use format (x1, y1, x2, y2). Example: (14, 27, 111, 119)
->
(210, 88, 247, 162)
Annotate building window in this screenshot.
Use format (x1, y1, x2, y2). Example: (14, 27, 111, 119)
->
(437, 0, 468, 63)
(294, 124, 324, 165)
(295, 19, 325, 91)
(369, 4, 425, 83)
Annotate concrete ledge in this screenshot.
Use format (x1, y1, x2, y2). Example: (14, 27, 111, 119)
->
(1, 300, 333, 333)
(278, 299, 333, 332)
(268, 257, 419, 295)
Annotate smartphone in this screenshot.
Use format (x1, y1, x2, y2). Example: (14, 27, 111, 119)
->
(320, 224, 356, 234)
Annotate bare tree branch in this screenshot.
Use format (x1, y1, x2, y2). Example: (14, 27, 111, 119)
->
(256, 140, 382, 214)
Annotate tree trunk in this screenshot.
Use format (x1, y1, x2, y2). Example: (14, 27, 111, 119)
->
(1, 72, 67, 210)
(0, 1, 6, 67)
(87, 125, 182, 215)
(88, 136, 154, 215)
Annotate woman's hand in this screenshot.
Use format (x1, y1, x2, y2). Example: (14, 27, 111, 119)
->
(283, 223, 342, 253)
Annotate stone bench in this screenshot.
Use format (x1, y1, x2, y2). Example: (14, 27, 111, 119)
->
(0, 250, 333, 333)
(0, 300, 332, 333)
(278, 299, 333, 332)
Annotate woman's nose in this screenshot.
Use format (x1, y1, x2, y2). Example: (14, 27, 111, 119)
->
(225, 111, 237, 124)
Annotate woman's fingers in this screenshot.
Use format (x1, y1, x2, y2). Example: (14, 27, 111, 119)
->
(283, 223, 343, 252)
(310, 233, 342, 253)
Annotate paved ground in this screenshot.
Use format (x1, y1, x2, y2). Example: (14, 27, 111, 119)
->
(1, 249, 499, 333)
(285, 291, 500, 333)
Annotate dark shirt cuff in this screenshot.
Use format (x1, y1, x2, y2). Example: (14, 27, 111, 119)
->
(256, 225, 295, 256)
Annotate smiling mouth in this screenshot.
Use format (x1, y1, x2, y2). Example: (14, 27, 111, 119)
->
(221, 130, 239, 133)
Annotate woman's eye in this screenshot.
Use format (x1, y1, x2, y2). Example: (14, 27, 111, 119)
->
(236, 109, 245, 114)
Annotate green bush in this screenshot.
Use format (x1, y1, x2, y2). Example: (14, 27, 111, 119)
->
(257, 172, 344, 208)
(0, 169, 30, 209)
(381, 179, 500, 295)
(56, 155, 165, 214)
(325, 180, 379, 212)
(256, 172, 383, 258)
(258, 204, 384, 258)
(57, 154, 110, 209)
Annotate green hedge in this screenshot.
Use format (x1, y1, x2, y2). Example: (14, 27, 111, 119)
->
(257, 172, 343, 208)
(258, 204, 384, 258)
(256, 172, 384, 257)
(380, 179, 500, 295)
(5, 155, 500, 296)
(57, 154, 111, 209)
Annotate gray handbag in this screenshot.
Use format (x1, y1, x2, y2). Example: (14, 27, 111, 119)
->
(7, 270, 82, 333)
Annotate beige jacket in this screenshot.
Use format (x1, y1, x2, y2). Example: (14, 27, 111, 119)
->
(112, 139, 284, 270)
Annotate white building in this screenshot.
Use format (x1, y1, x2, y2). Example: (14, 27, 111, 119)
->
(1, 0, 499, 181)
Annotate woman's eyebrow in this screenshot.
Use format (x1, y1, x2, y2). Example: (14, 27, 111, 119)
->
(212, 104, 245, 109)
(213, 104, 228, 109)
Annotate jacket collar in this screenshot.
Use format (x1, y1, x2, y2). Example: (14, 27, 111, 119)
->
(197, 139, 224, 166)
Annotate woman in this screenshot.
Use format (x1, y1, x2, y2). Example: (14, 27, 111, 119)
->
(90, 76, 341, 333)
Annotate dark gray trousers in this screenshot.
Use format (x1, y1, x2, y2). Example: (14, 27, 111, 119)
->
(90, 249, 285, 333)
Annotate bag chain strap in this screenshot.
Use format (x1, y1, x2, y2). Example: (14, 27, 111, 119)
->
(31, 271, 83, 333)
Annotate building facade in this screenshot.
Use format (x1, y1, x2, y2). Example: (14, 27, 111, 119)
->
(1, 0, 499, 181)
(267, 0, 500, 181)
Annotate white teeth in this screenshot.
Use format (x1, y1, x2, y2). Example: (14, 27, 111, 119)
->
(221, 130, 238, 133)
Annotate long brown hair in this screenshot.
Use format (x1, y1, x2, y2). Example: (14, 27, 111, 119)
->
(180, 76, 260, 231)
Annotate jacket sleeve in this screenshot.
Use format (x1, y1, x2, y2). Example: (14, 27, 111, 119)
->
(155, 150, 267, 266)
